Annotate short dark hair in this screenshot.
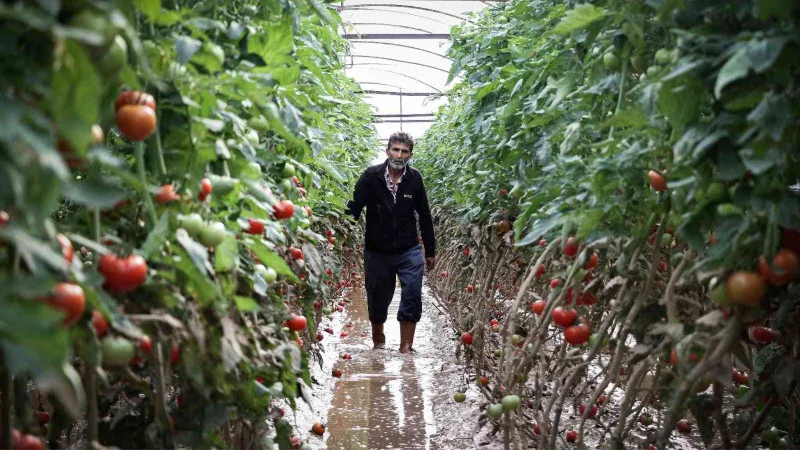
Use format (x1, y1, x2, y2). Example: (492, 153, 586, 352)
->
(387, 131, 414, 152)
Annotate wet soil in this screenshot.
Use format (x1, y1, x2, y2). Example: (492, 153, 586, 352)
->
(287, 282, 708, 450)
(290, 280, 491, 450)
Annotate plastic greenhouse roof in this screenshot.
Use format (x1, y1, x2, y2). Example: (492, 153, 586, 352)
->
(338, 0, 495, 145)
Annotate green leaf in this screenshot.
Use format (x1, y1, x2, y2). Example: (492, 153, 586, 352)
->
(175, 229, 214, 276)
(134, 0, 161, 20)
(516, 214, 560, 247)
(233, 296, 261, 312)
(138, 213, 170, 259)
(601, 108, 648, 129)
(247, 240, 299, 283)
(62, 179, 127, 209)
(247, 18, 293, 64)
(714, 47, 750, 99)
(215, 235, 239, 273)
(50, 40, 101, 159)
(657, 75, 703, 132)
(754, 344, 785, 374)
(753, 0, 791, 21)
(174, 35, 202, 64)
(554, 4, 605, 35)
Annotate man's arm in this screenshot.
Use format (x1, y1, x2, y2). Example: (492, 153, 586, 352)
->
(414, 176, 436, 267)
(345, 170, 368, 221)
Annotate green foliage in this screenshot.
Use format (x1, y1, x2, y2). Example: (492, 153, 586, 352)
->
(0, 0, 375, 445)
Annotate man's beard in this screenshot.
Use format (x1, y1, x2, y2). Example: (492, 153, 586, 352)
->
(389, 157, 408, 170)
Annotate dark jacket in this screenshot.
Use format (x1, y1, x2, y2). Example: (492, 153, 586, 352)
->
(345, 160, 435, 258)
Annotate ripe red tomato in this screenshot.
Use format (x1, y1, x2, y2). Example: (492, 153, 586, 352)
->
(538, 239, 547, 248)
(648, 170, 667, 191)
(658, 260, 667, 272)
(305, 206, 312, 216)
(531, 300, 546, 315)
(116, 104, 157, 141)
(732, 369, 749, 385)
(155, 184, 180, 204)
(463, 248, 470, 256)
(99, 254, 148, 292)
(677, 420, 691, 433)
(499, 188, 508, 196)
(479, 375, 489, 386)
(57, 233, 74, 263)
(140, 336, 152, 354)
(563, 237, 578, 257)
(533, 423, 541, 435)
(440, 271, 448, 278)
(311, 423, 325, 436)
(467, 284, 474, 292)
(287, 314, 307, 331)
(34, 411, 50, 426)
(171, 344, 180, 364)
(0, 210, 9, 227)
(115, 90, 156, 112)
(598, 394, 607, 405)
(579, 403, 598, 418)
(566, 429, 578, 442)
(292, 176, 301, 187)
(584, 253, 599, 270)
(332, 368, 343, 377)
(289, 247, 304, 260)
(246, 219, 264, 235)
(552, 307, 577, 328)
(461, 332, 474, 345)
(18, 434, 45, 450)
(91, 310, 109, 337)
(200, 178, 213, 195)
(273, 200, 294, 219)
(725, 271, 766, 307)
(45, 283, 85, 326)
(758, 249, 799, 286)
(564, 324, 590, 345)
(752, 326, 776, 343)
(579, 293, 598, 305)
(549, 278, 561, 289)
(565, 288, 575, 304)
(533, 264, 545, 278)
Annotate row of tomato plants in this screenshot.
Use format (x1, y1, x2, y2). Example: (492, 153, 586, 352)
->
(0, 1, 374, 449)
(417, 0, 799, 448)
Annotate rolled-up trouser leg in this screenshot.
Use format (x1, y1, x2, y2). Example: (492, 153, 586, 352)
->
(396, 244, 424, 323)
(364, 249, 396, 324)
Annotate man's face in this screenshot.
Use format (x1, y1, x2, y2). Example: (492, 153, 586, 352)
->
(386, 142, 412, 170)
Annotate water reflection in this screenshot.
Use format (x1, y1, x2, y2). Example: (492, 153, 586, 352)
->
(325, 287, 436, 450)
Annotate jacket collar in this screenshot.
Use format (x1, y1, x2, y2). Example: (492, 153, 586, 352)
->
(373, 158, 412, 178)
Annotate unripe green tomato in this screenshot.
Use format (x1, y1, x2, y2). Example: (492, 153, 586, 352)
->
(710, 284, 727, 304)
(199, 221, 226, 247)
(250, 116, 270, 132)
(716, 203, 743, 216)
(670, 252, 684, 267)
(706, 182, 727, 202)
(282, 163, 296, 178)
(101, 337, 135, 367)
(655, 48, 672, 65)
(263, 267, 277, 283)
(453, 392, 466, 402)
(206, 42, 225, 65)
(281, 179, 293, 192)
(246, 130, 259, 145)
(630, 54, 648, 73)
(646, 65, 659, 77)
(496, 16, 508, 24)
(603, 52, 620, 71)
(487, 403, 504, 419)
(98, 35, 128, 76)
(179, 213, 204, 237)
(242, 4, 258, 16)
(775, 437, 789, 449)
(501, 394, 521, 411)
(661, 233, 673, 245)
(69, 10, 117, 48)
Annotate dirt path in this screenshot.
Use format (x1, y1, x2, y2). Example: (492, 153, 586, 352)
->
(290, 280, 492, 450)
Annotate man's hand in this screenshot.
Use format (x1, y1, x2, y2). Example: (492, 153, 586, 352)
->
(425, 256, 436, 271)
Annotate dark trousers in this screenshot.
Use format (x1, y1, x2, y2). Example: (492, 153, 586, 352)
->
(364, 244, 424, 323)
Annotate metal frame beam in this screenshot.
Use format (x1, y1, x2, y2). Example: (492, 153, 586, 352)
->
(375, 119, 435, 123)
(375, 113, 434, 118)
(342, 33, 450, 39)
(342, 4, 475, 23)
(348, 40, 449, 59)
(348, 22, 436, 34)
(342, 7, 450, 26)
(347, 55, 449, 73)
(359, 90, 442, 96)
(344, 67, 443, 92)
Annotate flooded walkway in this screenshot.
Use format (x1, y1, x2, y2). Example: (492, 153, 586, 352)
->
(292, 280, 482, 450)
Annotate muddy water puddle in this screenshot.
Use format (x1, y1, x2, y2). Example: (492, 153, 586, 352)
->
(291, 280, 481, 450)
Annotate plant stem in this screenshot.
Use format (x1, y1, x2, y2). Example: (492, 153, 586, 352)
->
(93, 209, 101, 243)
(135, 142, 158, 227)
(83, 363, 98, 443)
(153, 111, 167, 177)
(1, 352, 11, 450)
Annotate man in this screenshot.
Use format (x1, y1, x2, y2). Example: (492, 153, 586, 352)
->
(345, 131, 436, 353)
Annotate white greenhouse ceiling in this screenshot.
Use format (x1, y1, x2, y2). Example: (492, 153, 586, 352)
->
(337, 0, 497, 145)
